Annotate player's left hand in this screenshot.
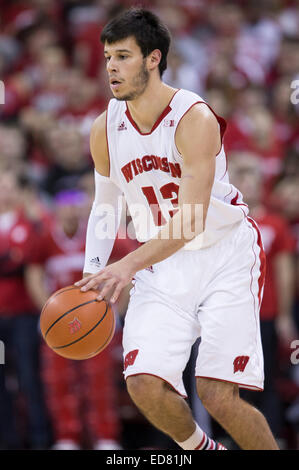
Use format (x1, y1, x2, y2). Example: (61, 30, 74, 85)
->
(74, 258, 136, 304)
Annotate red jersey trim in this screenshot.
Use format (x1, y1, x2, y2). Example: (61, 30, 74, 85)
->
(199, 101, 227, 153)
(125, 372, 187, 398)
(174, 101, 227, 158)
(125, 89, 180, 136)
(230, 190, 249, 216)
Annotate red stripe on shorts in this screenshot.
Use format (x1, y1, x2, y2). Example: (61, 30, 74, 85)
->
(247, 217, 266, 307)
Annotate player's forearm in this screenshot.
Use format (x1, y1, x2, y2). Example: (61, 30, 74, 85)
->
(83, 170, 123, 274)
(125, 203, 205, 272)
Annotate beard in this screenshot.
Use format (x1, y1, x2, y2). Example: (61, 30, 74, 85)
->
(115, 59, 150, 101)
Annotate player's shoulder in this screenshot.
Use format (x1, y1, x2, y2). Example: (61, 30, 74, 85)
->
(91, 110, 107, 136)
(176, 98, 219, 137)
(176, 88, 217, 124)
(90, 110, 110, 175)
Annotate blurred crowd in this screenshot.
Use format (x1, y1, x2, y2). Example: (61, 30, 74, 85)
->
(0, 0, 299, 450)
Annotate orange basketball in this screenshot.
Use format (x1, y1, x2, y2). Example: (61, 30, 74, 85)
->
(40, 285, 115, 360)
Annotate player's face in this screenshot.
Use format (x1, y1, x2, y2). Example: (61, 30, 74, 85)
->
(104, 37, 150, 101)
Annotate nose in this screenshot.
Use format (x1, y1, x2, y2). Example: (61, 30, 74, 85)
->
(106, 56, 118, 73)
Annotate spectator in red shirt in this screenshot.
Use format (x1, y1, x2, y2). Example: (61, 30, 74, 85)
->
(228, 151, 297, 444)
(26, 189, 132, 450)
(224, 88, 287, 197)
(270, 173, 299, 330)
(0, 170, 49, 449)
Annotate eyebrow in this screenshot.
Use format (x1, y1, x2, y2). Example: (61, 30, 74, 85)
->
(104, 49, 132, 55)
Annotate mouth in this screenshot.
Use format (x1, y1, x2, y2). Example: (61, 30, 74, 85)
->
(110, 79, 122, 89)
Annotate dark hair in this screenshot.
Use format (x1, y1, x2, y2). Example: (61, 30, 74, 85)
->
(100, 8, 171, 77)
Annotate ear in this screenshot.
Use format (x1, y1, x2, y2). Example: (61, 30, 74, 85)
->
(147, 49, 162, 71)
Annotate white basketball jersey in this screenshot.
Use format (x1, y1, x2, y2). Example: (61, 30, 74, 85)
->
(106, 88, 248, 249)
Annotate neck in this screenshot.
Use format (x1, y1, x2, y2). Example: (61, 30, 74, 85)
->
(126, 80, 177, 133)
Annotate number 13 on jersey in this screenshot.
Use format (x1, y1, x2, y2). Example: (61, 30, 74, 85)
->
(141, 182, 179, 226)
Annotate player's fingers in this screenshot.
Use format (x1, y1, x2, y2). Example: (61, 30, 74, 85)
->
(74, 276, 93, 287)
(110, 283, 123, 304)
(75, 270, 107, 287)
(96, 279, 116, 301)
(80, 277, 100, 292)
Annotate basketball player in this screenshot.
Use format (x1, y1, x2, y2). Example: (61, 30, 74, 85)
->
(75, 8, 279, 450)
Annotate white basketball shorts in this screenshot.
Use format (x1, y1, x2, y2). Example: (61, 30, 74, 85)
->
(123, 217, 265, 397)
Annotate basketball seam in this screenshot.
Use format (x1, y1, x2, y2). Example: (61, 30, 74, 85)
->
(41, 286, 79, 315)
(82, 316, 115, 359)
(44, 299, 100, 338)
(52, 302, 109, 349)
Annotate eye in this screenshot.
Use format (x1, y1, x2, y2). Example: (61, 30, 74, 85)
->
(119, 55, 127, 60)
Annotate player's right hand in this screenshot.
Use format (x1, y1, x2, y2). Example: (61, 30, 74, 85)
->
(75, 257, 136, 303)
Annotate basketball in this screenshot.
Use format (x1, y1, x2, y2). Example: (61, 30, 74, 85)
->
(40, 286, 115, 360)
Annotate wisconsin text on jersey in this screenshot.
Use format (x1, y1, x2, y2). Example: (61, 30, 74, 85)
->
(121, 156, 181, 183)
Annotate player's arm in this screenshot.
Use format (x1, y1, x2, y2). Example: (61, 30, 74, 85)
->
(82, 111, 123, 277)
(76, 103, 220, 302)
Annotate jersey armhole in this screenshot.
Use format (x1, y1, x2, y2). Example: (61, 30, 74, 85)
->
(174, 101, 227, 158)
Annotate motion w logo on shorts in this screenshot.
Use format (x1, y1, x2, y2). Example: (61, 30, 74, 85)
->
(124, 349, 139, 370)
(233, 355, 249, 373)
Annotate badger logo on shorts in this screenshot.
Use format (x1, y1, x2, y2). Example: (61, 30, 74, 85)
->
(69, 318, 82, 335)
(124, 349, 139, 370)
(233, 355, 249, 373)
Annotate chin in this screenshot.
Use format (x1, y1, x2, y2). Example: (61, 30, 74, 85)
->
(110, 89, 124, 100)
(115, 94, 133, 101)
(114, 94, 127, 101)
